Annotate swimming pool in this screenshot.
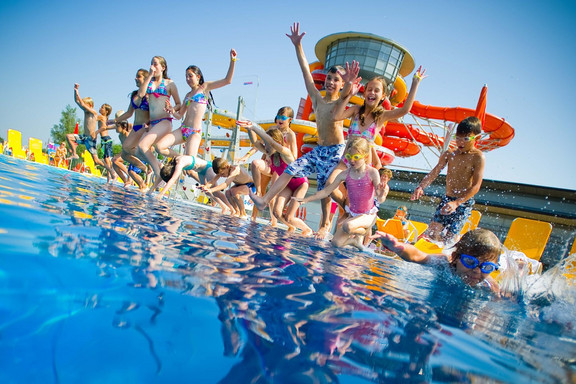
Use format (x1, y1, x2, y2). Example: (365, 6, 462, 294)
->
(0, 155, 574, 383)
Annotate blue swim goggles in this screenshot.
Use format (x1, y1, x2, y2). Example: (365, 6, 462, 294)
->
(459, 254, 499, 274)
(276, 114, 290, 122)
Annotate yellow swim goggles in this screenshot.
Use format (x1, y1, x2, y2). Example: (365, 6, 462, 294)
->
(345, 153, 367, 161)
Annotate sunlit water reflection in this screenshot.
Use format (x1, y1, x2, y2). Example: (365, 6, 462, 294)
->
(0, 155, 574, 383)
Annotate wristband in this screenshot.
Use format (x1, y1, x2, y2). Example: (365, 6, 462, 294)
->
(231, 57, 237, 62)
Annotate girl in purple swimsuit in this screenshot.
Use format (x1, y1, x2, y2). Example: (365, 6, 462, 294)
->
(293, 137, 389, 249)
(137, 56, 181, 193)
(155, 49, 237, 159)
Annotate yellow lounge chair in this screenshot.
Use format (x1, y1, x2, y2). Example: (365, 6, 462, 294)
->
(376, 218, 413, 242)
(29, 138, 49, 165)
(7, 129, 26, 159)
(82, 150, 102, 177)
(407, 220, 429, 243)
(459, 210, 482, 236)
(503, 217, 552, 261)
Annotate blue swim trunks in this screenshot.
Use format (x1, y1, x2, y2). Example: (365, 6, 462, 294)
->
(101, 136, 114, 159)
(432, 195, 475, 235)
(285, 144, 345, 190)
(128, 164, 143, 175)
(73, 134, 97, 156)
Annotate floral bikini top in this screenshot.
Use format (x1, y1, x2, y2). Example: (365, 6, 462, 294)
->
(184, 91, 208, 106)
(348, 116, 378, 142)
(146, 78, 169, 98)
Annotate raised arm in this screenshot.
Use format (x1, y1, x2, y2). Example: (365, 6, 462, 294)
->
(286, 23, 321, 103)
(204, 49, 237, 92)
(137, 69, 154, 99)
(380, 66, 426, 122)
(411, 150, 448, 200)
(245, 124, 293, 160)
(73, 84, 97, 114)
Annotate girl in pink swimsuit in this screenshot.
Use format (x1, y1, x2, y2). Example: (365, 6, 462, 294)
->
(239, 121, 313, 236)
(293, 137, 389, 249)
(156, 49, 237, 159)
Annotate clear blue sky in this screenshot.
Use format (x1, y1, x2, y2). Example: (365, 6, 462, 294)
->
(1, 0, 575, 190)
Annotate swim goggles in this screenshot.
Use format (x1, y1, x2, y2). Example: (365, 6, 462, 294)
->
(454, 134, 479, 142)
(345, 153, 367, 161)
(276, 115, 290, 121)
(459, 254, 499, 274)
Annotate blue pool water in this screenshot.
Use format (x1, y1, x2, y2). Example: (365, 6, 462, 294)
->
(0, 155, 575, 383)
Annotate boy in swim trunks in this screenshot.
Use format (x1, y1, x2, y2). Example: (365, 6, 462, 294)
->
(411, 116, 485, 244)
(67, 84, 106, 171)
(202, 158, 255, 218)
(94, 103, 117, 183)
(250, 23, 349, 239)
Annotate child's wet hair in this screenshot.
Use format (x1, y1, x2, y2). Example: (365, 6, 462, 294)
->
(102, 104, 112, 117)
(327, 65, 345, 78)
(275, 106, 294, 124)
(83, 97, 94, 108)
(452, 228, 502, 267)
(186, 65, 205, 85)
(456, 116, 482, 136)
(160, 158, 177, 182)
(347, 137, 370, 156)
(137, 68, 149, 78)
(212, 157, 229, 175)
(267, 128, 284, 145)
(153, 56, 169, 79)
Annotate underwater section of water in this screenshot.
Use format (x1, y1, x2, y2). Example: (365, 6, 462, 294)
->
(0, 155, 575, 383)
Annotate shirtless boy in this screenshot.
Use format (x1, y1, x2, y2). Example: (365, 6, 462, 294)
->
(250, 22, 348, 238)
(202, 158, 255, 218)
(411, 116, 484, 243)
(66, 84, 106, 169)
(94, 103, 117, 183)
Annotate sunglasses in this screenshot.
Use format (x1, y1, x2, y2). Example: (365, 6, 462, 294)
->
(459, 254, 499, 274)
(345, 153, 366, 161)
(276, 115, 290, 122)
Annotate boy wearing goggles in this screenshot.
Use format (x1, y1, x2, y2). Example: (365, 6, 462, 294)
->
(371, 228, 501, 291)
(411, 116, 485, 244)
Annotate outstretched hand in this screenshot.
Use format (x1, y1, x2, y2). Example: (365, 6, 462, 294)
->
(286, 22, 305, 46)
(413, 66, 427, 81)
(342, 61, 361, 83)
(74, 83, 79, 90)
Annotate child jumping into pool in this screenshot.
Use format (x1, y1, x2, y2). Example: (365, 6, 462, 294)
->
(67, 84, 106, 170)
(292, 137, 389, 249)
(201, 158, 255, 218)
(156, 49, 237, 158)
(371, 228, 501, 292)
(157, 155, 233, 213)
(411, 116, 485, 244)
(239, 121, 312, 235)
(137, 56, 181, 193)
(94, 103, 117, 183)
(250, 22, 349, 239)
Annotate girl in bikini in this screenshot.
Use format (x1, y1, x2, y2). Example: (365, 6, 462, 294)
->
(114, 69, 150, 191)
(137, 56, 181, 192)
(326, 66, 427, 205)
(156, 49, 237, 159)
(239, 121, 312, 235)
(292, 137, 389, 249)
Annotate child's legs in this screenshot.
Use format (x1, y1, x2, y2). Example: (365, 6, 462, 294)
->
(342, 214, 377, 236)
(212, 191, 233, 212)
(113, 155, 128, 182)
(326, 160, 346, 201)
(65, 134, 78, 154)
(138, 121, 171, 176)
(156, 129, 183, 157)
(184, 133, 202, 157)
(285, 183, 313, 235)
(272, 189, 290, 223)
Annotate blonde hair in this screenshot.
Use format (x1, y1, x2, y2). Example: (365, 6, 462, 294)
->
(83, 97, 94, 108)
(347, 137, 370, 156)
(212, 157, 229, 175)
(115, 110, 125, 119)
(267, 128, 284, 145)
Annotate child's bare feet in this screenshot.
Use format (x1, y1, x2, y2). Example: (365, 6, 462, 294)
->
(315, 226, 330, 240)
(249, 190, 267, 211)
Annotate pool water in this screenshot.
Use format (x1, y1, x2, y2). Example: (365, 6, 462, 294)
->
(0, 155, 574, 383)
